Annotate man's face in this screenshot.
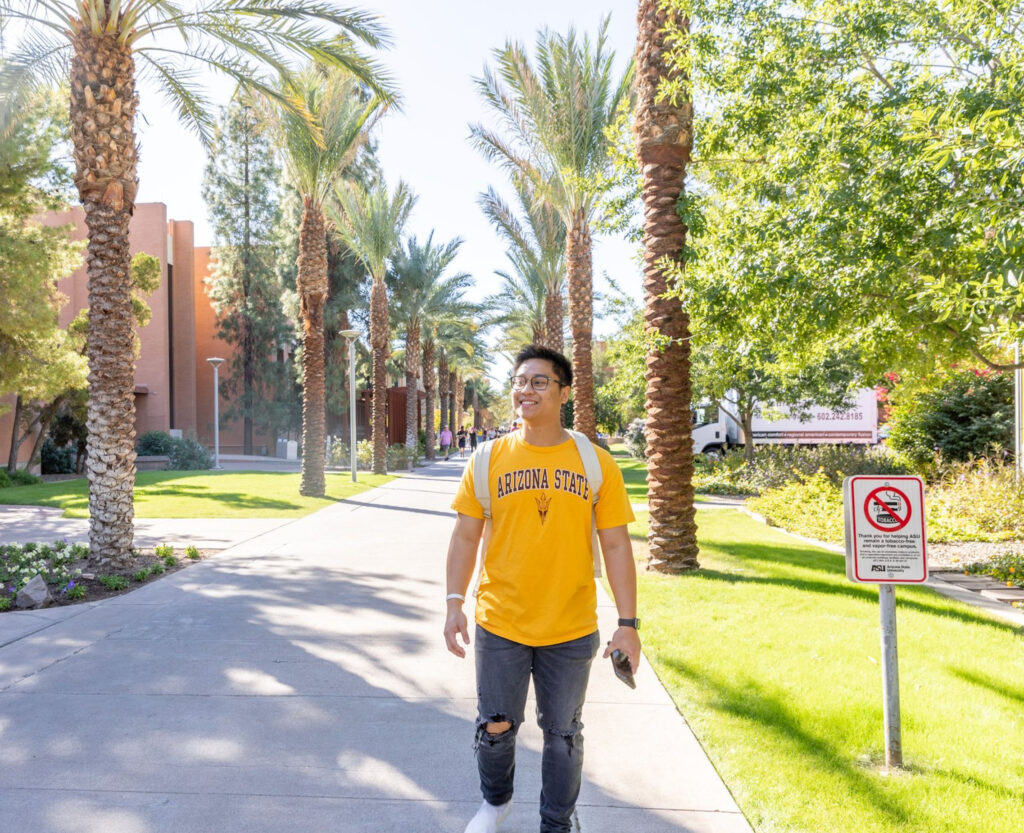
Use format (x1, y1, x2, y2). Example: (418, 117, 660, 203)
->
(512, 358, 570, 424)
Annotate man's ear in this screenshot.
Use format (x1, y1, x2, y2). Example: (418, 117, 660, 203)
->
(560, 384, 571, 405)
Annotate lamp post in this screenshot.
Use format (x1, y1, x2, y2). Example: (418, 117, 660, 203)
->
(206, 357, 225, 470)
(339, 330, 359, 483)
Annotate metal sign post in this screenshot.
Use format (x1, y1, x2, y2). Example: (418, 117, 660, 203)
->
(843, 475, 927, 770)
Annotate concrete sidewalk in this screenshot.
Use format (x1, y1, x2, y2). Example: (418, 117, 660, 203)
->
(0, 460, 752, 833)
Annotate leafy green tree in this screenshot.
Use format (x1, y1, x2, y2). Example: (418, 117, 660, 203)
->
(887, 368, 1014, 468)
(202, 95, 291, 454)
(2, 0, 392, 566)
(0, 89, 84, 471)
(472, 16, 634, 439)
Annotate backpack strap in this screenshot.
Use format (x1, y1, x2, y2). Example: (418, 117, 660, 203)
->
(567, 430, 604, 577)
(471, 439, 496, 519)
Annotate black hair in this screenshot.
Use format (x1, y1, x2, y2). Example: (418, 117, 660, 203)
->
(513, 344, 573, 387)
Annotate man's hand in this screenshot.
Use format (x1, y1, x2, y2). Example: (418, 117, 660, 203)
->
(603, 626, 642, 674)
(444, 604, 471, 658)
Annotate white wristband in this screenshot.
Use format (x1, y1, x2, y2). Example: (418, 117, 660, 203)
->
(446, 593, 465, 602)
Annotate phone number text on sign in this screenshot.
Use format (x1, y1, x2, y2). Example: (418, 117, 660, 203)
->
(843, 476, 928, 584)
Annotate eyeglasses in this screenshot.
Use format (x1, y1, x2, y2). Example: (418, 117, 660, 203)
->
(510, 374, 563, 392)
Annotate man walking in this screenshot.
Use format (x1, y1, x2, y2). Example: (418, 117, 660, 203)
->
(443, 344, 640, 833)
(440, 425, 454, 461)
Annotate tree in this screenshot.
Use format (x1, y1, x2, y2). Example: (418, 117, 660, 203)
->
(202, 95, 290, 454)
(2, 0, 392, 566)
(332, 179, 415, 473)
(633, 0, 698, 572)
(0, 89, 84, 472)
(472, 16, 634, 439)
(270, 66, 385, 496)
(479, 182, 565, 349)
(388, 233, 474, 449)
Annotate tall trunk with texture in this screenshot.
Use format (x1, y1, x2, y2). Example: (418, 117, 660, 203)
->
(438, 352, 450, 433)
(455, 372, 465, 431)
(566, 213, 596, 440)
(242, 120, 254, 455)
(71, 30, 140, 568)
(635, 1, 698, 572)
(545, 291, 564, 352)
(369, 277, 389, 474)
(422, 339, 436, 459)
(405, 320, 421, 449)
(297, 199, 328, 496)
(472, 387, 480, 429)
(6, 395, 23, 473)
(448, 370, 457, 433)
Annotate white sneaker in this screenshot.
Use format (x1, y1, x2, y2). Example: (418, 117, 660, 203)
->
(464, 799, 512, 833)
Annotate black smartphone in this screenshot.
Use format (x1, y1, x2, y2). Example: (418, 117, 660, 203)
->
(610, 649, 636, 689)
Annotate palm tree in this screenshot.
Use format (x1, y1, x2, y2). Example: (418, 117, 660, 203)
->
(484, 264, 547, 348)
(271, 67, 384, 497)
(479, 183, 565, 350)
(332, 179, 416, 473)
(0, 0, 391, 566)
(634, 1, 698, 572)
(388, 233, 474, 450)
(471, 17, 633, 440)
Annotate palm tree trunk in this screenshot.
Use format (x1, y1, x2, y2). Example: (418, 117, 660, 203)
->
(545, 291, 564, 352)
(422, 339, 436, 459)
(298, 199, 328, 496)
(340, 309, 353, 444)
(566, 212, 596, 440)
(71, 31, 140, 568)
(448, 369, 457, 433)
(635, 1, 698, 572)
(438, 351, 449, 433)
(370, 276, 389, 474)
(405, 320, 421, 449)
(472, 386, 480, 429)
(455, 371, 465, 431)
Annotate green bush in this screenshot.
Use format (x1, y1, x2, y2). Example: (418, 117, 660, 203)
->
(926, 458, 1024, 543)
(965, 548, 1024, 587)
(185, 545, 201, 560)
(98, 574, 129, 591)
(137, 430, 176, 456)
(167, 436, 213, 470)
(0, 470, 10, 489)
(387, 443, 420, 470)
(132, 570, 149, 582)
(327, 439, 373, 470)
(154, 544, 173, 559)
(9, 469, 42, 486)
(748, 471, 846, 544)
(887, 368, 1013, 468)
(41, 439, 76, 474)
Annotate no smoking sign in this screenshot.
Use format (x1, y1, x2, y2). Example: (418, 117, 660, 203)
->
(844, 476, 928, 583)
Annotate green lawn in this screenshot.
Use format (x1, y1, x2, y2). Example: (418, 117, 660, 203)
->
(0, 471, 394, 518)
(630, 509, 1024, 833)
(611, 446, 708, 505)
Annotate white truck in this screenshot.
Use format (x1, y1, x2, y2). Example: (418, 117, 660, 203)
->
(691, 388, 878, 457)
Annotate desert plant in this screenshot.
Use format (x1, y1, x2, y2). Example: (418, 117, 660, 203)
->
(168, 437, 214, 471)
(136, 431, 176, 456)
(185, 545, 201, 560)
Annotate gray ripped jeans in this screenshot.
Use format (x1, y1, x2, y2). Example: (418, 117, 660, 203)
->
(474, 624, 600, 833)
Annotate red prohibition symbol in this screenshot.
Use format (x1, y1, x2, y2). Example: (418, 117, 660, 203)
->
(864, 486, 911, 532)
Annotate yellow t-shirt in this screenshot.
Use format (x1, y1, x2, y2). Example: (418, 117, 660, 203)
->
(451, 432, 635, 646)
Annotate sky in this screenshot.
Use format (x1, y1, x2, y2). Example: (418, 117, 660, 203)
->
(128, 1, 642, 356)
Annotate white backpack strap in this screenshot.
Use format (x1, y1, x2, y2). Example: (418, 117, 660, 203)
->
(472, 439, 495, 519)
(470, 439, 496, 596)
(567, 430, 604, 577)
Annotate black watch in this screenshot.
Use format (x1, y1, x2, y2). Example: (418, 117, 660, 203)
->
(617, 617, 640, 630)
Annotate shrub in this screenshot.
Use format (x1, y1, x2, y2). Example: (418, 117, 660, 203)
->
(0, 470, 10, 489)
(926, 458, 1024, 543)
(154, 544, 173, 559)
(41, 439, 76, 474)
(9, 469, 42, 486)
(965, 548, 1024, 587)
(132, 570, 149, 582)
(149, 562, 166, 575)
(98, 574, 129, 591)
(185, 545, 201, 560)
(0, 597, 11, 611)
(63, 581, 86, 600)
(327, 439, 373, 470)
(168, 436, 213, 470)
(748, 471, 846, 544)
(137, 430, 176, 456)
(387, 443, 419, 470)
(163, 554, 178, 567)
(624, 418, 646, 460)
(887, 368, 1013, 468)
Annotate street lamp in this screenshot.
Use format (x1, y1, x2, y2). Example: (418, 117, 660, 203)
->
(206, 357, 225, 470)
(339, 330, 359, 483)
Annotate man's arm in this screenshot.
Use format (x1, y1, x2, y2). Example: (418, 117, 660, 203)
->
(443, 512, 485, 658)
(599, 524, 642, 672)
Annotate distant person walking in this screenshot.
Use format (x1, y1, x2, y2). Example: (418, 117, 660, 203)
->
(469, 426, 479, 451)
(440, 426, 454, 461)
(457, 426, 469, 458)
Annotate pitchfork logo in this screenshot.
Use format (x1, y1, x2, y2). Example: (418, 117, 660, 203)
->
(535, 492, 551, 525)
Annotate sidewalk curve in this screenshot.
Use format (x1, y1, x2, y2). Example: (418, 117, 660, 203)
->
(0, 461, 752, 833)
